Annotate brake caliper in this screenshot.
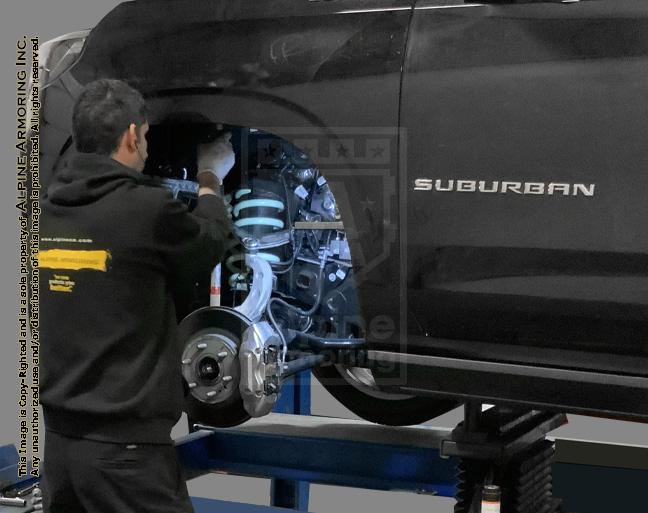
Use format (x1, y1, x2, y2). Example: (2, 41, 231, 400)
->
(239, 321, 282, 417)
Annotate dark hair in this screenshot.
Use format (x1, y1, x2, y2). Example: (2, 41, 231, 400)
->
(72, 79, 148, 155)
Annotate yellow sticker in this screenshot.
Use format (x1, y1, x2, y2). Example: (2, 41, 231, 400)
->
(39, 249, 111, 272)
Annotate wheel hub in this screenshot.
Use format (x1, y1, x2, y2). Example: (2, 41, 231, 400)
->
(181, 331, 239, 404)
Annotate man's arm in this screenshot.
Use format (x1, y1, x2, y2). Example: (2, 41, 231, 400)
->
(154, 189, 233, 314)
(154, 134, 237, 318)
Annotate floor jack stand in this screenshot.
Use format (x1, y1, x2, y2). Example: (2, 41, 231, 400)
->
(441, 403, 567, 513)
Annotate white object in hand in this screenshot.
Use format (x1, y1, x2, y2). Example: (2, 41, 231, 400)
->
(197, 133, 236, 183)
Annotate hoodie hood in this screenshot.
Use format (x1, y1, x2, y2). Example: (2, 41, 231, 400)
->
(47, 153, 148, 206)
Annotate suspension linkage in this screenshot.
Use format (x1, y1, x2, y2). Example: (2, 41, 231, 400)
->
(280, 329, 368, 376)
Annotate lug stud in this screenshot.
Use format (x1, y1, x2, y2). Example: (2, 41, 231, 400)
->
(197, 343, 208, 349)
(188, 382, 197, 389)
(222, 376, 233, 383)
(206, 390, 217, 398)
(182, 358, 192, 365)
(218, 351, 228, 360)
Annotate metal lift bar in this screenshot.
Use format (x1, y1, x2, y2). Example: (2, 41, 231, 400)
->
(177, 415, 648, 513)
(177, 414, 459, 497)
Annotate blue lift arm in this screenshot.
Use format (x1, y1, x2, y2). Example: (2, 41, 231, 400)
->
(178, 414, 459, 497)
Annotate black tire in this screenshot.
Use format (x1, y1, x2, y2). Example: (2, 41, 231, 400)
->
(312, 364, 459, 426)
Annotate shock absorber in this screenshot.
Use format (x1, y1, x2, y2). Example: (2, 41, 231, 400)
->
(227, 186, 290, 295)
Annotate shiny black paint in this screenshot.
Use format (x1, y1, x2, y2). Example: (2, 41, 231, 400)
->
(72, 0, 412, 90)
(402, 0, 648, 359)
(41, 0, 648, 418)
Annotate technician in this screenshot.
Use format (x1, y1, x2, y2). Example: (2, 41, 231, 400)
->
(39, 79, 232, 513)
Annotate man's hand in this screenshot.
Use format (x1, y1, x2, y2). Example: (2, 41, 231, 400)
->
(197, 133, 236, 188)
(197, 171, 220, 193)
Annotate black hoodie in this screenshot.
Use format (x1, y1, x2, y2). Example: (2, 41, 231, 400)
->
(40, 153, 232, 444)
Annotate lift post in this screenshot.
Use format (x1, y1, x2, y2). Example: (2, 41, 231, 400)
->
(268, 370, 311, 511)
(441, 403, 567, 513)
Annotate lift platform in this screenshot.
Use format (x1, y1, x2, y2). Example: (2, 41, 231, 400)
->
(1, 375, 646, 512)
(2, 415, 647, 513)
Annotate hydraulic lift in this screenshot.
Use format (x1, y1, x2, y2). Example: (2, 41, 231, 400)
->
(1, 373, 646, 513)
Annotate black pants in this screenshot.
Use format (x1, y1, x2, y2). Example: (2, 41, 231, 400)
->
(42, 430, 195, 513)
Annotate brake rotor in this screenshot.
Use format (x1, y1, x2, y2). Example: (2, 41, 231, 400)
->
(179, 306, 252, 428)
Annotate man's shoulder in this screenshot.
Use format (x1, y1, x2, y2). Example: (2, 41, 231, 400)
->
(122, 181, 174, 207)
(104, 182, 177, 230)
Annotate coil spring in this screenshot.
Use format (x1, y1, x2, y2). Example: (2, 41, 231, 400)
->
(232, 189, 286, 231)
(228, 188, 288, 292)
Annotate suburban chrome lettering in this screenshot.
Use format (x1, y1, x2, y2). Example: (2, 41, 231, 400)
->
(413, 179, 595, 197)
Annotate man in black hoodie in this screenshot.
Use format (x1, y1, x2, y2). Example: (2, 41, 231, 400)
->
(39, 79, 233, 512)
